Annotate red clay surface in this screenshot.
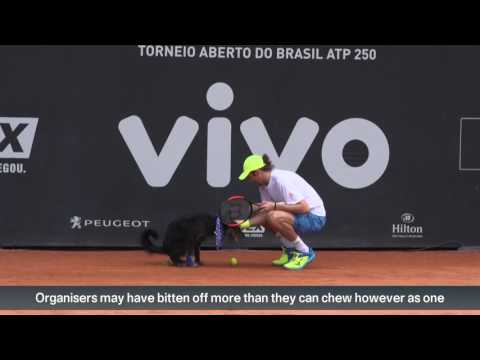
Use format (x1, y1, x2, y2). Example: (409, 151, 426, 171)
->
(1, 249, 479, 315)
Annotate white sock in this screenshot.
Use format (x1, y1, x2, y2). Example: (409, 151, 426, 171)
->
(292, 236, 309, 254)
(276, 233, 295, 249)
(281, 238, 295, 249)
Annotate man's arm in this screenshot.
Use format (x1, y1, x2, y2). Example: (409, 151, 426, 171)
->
(257, 199, 310, 214)
(276, 200, 310, 214)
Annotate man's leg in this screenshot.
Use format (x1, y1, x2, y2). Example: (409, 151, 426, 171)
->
(247, 211, 270, 228)
(247, 210, 296, 266)
(265, 211, 316, 270)
(249, 210, 305, 249)
(264, 211, 297, 241)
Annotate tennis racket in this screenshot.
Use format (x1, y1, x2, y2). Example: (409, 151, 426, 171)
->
(219, 195, 254, 228)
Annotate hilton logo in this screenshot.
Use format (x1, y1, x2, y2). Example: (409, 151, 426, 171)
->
(401, 213, 415, 223)
(392, 213, 423, 238)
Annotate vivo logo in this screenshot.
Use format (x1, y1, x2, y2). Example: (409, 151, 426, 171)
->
(119, 82, 390, 189)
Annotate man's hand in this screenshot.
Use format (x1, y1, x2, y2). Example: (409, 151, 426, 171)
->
(256, 201, 276, 212)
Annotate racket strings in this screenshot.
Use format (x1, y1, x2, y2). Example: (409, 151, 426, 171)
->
(220, 199, 251, 224)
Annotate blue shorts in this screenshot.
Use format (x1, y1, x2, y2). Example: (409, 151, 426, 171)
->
(294, 213, 326, 235)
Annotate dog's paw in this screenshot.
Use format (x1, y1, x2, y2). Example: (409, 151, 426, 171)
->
(171, 260, 186, 267)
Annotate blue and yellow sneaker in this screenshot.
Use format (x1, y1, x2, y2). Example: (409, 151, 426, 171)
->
(283, 248, 316, 270)
(272, 247, 295, 266)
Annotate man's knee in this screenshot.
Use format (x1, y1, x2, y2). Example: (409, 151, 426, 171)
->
(265, 211, 286, 226)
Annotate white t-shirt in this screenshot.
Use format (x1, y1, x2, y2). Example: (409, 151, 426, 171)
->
(258, 169, 326, 217)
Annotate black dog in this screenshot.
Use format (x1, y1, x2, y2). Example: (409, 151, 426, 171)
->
(141, 213, 239, 267)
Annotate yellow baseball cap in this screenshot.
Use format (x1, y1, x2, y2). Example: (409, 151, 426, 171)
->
(238, 154, 265, 181)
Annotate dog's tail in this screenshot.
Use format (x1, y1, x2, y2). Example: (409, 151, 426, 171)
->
(141, 229, 164, 254)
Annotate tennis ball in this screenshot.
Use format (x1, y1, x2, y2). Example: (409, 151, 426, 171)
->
(229, 257, 238, 266)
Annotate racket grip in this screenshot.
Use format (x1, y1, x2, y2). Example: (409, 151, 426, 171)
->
(186, 256, 195, 267)
(215, 217, 224, 250)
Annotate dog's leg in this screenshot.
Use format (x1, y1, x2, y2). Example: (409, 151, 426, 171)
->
(194, 244, 203, 266)
(170, 254, 185, 267)
(185, 246, 198, 267)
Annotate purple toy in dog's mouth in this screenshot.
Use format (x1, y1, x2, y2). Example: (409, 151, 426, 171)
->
(215, 216, 224, 250)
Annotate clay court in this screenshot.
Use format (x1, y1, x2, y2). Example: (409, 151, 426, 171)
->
(3, 45, 480, 316)
(1, 249, 480, 315)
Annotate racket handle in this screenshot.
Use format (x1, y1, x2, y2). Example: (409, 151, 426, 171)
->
(186, 256, 195, 267)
